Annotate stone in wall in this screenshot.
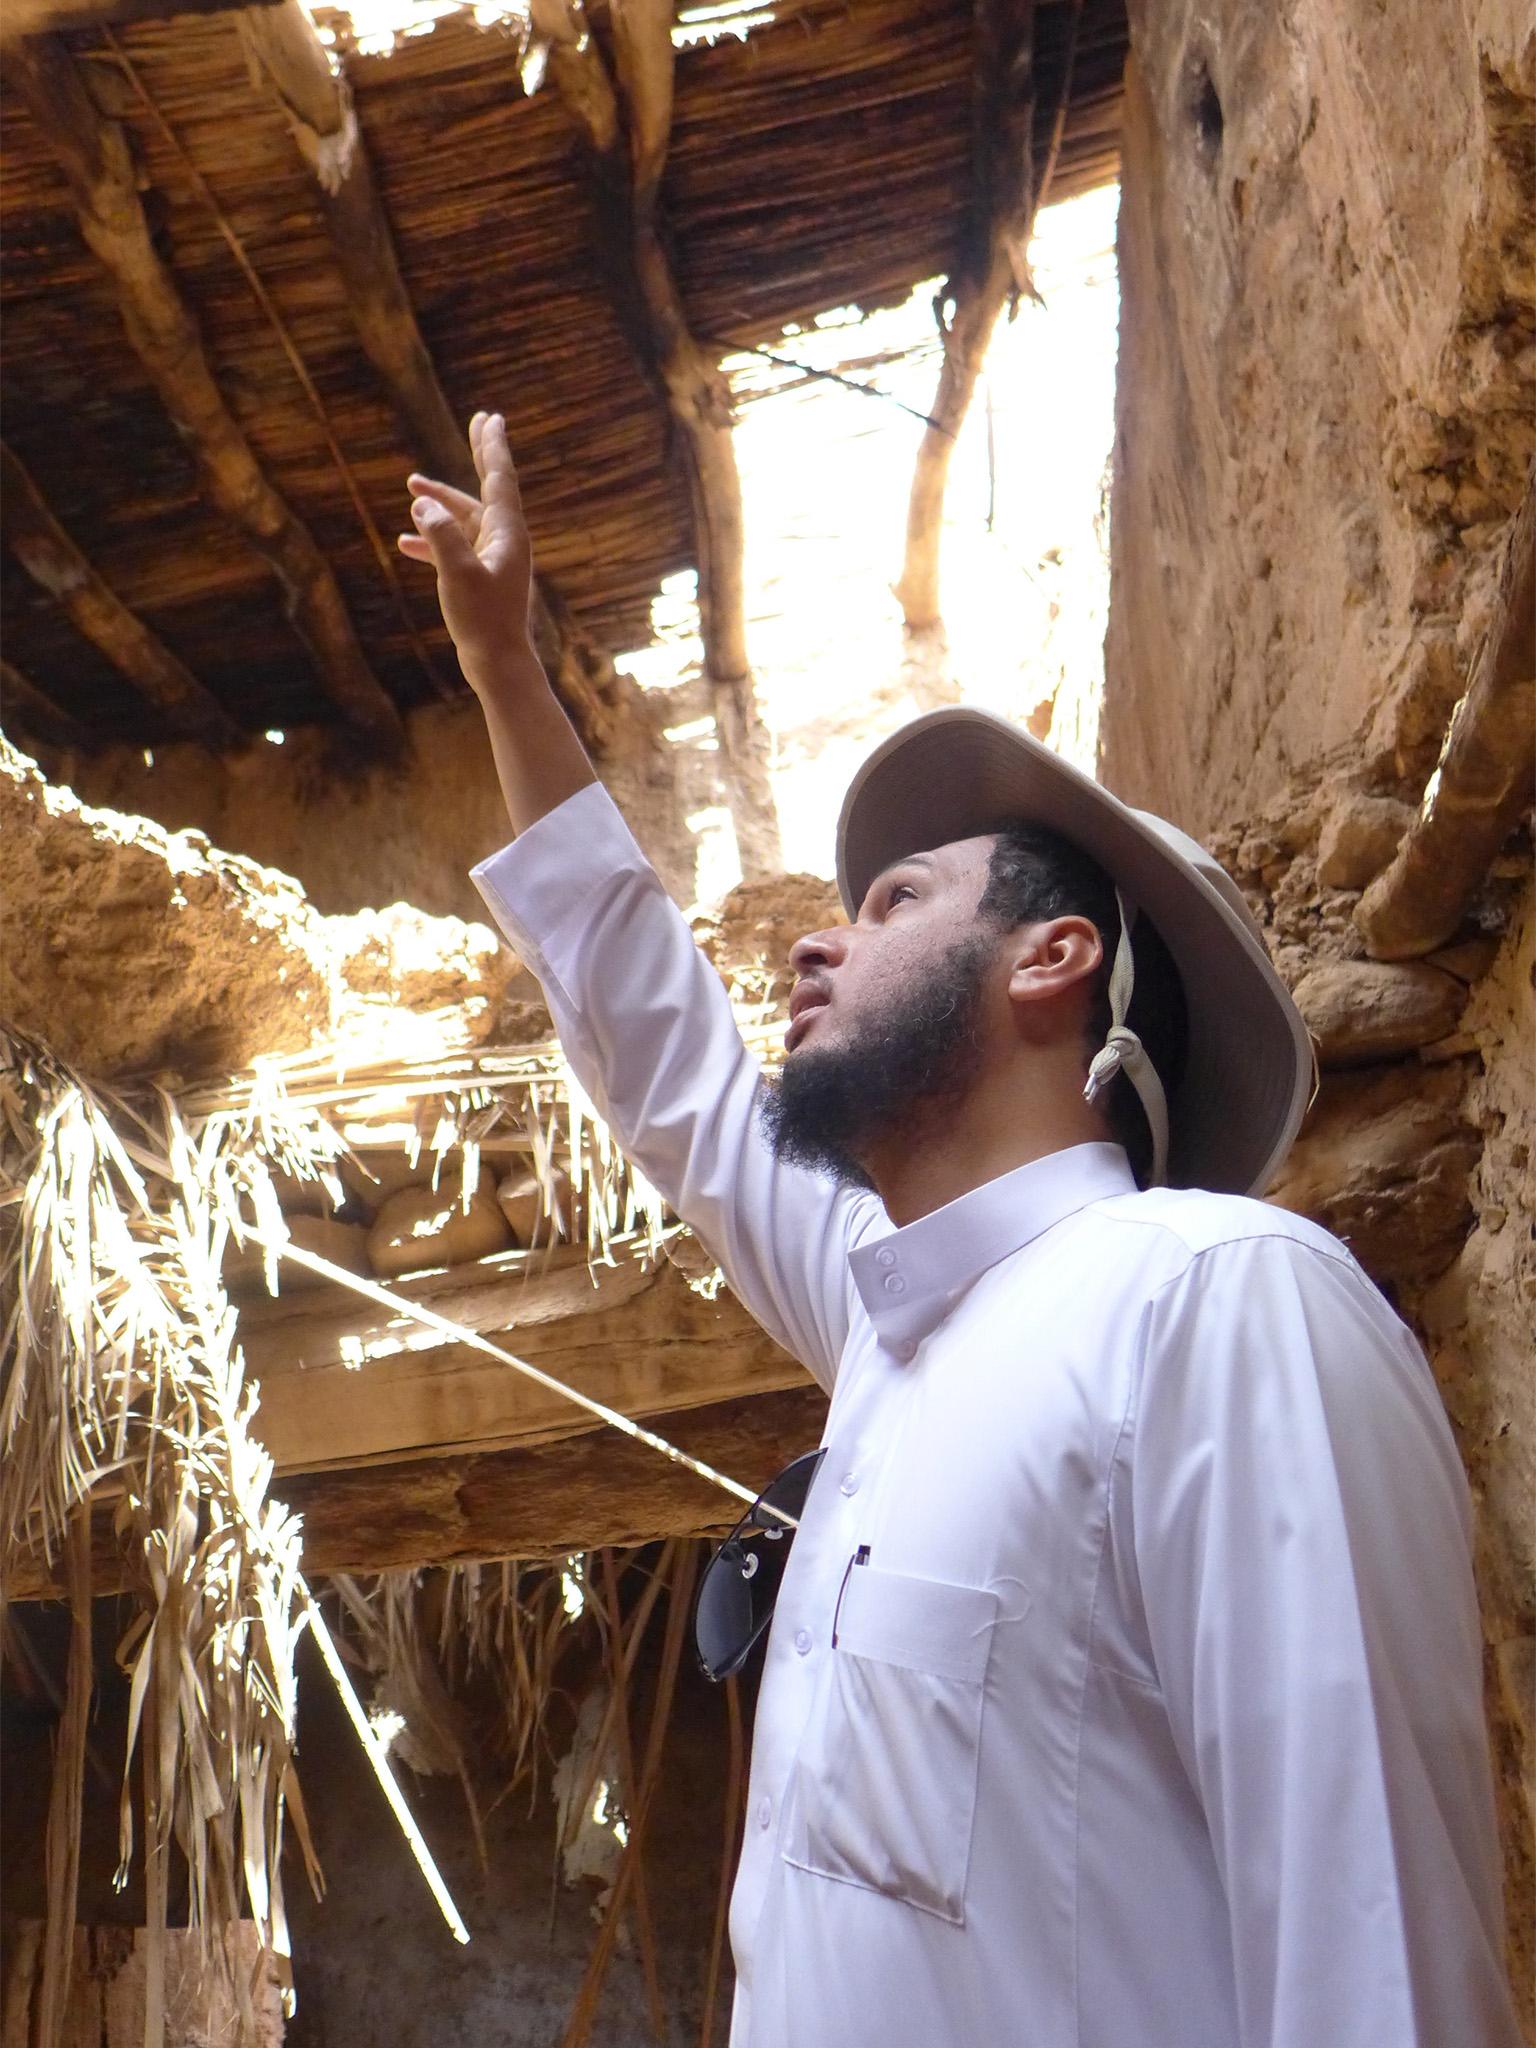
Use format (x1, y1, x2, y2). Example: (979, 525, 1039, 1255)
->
(1411, 883, 1536, 2009)
(1290, 956, 1468, 1065)
(1268, 1060, 1481, 1285)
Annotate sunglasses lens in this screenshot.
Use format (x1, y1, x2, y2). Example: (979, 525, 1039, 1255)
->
(752, 1449, 823, 1533)
(695, 1543, 758, 1682)
(694, 1450, 826, 1682)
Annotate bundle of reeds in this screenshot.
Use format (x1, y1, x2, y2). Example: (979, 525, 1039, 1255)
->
(0, 1029, 320, 2040)
(1, 1018, 762, 2035)
(179, 1017, 791, 1272)
(325, 1555, 597, 1859)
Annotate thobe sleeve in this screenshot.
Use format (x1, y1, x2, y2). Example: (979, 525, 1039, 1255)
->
(472, 782, 865, 1390)
(1129, 1233, 1518, 2048)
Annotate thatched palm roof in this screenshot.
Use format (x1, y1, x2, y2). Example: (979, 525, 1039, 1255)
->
(1, 0, 1124, 751)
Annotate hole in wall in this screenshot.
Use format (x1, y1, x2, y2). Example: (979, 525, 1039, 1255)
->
(1189, 58, 1224, 167)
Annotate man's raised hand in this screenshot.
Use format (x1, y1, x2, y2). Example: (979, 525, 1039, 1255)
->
(399, 411, 535, 694)
(398, 410, 595, 833)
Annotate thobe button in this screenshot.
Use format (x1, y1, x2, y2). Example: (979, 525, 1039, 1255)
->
(839, 1471, 859, 1496)
(893, 1339, 916, 1361)
(794, 1627, 812, 1655)
(883, 1273, 905, 1296)
(757, 1796, 772, 1829)
(875, 1247, 897, 1269)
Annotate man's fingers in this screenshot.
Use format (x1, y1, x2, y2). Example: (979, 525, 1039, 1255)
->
(480, 413, 525, 516)
(407, 472, 483, 539)
(408, 496, 479, 575)
(466, 411, 521, 506)
(481, 409, 524, 489)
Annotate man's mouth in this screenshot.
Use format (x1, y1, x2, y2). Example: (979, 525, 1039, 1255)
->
(785, 982, 831, 1053)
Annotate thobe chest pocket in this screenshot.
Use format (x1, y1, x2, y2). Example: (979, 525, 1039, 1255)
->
(783, 1565, 1003, 1926)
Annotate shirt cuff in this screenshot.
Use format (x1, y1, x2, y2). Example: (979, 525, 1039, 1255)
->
(469, 781, 650, 962)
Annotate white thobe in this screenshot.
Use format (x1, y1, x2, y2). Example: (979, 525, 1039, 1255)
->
(473, 782, 1518, 2048)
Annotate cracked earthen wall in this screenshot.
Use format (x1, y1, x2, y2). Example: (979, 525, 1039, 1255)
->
(1104, 0, 1534, 2022)
(54, 686, 711, 924)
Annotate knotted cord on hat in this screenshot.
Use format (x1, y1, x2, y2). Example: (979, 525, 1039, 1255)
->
(1082, 889, 1171, 1188)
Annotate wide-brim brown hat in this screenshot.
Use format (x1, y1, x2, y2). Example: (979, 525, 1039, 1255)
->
(835, 708, 1314, 1197)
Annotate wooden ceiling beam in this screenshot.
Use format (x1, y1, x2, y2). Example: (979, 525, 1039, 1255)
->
(7, 1383, 827, 1595)
(237, 1, 468, 499)
(6, 36, 404, 749)
(895, 0, 1041, 634)
(0, 0, 278, 40)
(236, 0, 618, 750)
(1, 440, 238, 745)
(0, 656, 91, 751)
(545, 1, 781, 875)
(280, 1381, 828, 1575)
(6, 1243, 818, 1598)
(237, 1243, 807, 1475)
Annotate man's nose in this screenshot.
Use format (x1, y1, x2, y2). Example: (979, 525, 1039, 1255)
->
(789, 925, 848, 975)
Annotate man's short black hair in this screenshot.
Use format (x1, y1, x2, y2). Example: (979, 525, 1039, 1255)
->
(977, 825, 1189, 1186)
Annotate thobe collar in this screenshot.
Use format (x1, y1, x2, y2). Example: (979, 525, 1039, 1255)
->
(849, 1142, 1137, 1359)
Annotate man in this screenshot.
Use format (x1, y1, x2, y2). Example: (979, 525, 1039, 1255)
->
(402, 415, 1518, 2047)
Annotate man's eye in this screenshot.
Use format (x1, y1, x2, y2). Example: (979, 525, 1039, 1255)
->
(887, 883, 918, 908)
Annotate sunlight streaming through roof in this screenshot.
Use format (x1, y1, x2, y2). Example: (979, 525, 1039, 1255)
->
(619, 185, 1122, 886)
(308, 0, 782, 62)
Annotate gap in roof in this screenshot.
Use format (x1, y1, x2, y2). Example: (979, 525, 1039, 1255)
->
(621, 185, 1122, 890)
(306, 0, 782, 63)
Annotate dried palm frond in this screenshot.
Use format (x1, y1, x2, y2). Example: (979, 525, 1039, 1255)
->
(436, 1558, 594, 1802)
(0, 1022, 742, 2033)
(328, 1556, 602, 1823)
(34, 1509, 93, 2043)
(0, 1032, 322, 2035)
(178, 1022, 792, 1275)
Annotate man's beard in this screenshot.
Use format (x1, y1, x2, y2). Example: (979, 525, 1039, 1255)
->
(759, 934, 994, 1187)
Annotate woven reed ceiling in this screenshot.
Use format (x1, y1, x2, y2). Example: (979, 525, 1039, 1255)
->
(0, 0, 1126, 748)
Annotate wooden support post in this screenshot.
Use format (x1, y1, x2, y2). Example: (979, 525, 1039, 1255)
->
(7, 36, 404, 749)
(1357, 464, 1536, 959)
(545, 1, 782, 875)
(1, 441, 237, 744)
(894, 2, 1037, 634)
(237, 0, 617, 749)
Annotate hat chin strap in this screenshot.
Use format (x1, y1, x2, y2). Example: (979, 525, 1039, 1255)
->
(1082, 889, 1170, 1188)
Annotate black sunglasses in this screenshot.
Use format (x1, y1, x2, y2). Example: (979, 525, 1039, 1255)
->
(693, 1449, 826, 1682)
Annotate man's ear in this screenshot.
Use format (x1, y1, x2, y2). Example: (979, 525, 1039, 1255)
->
(1005, 917, 1104, 1029)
